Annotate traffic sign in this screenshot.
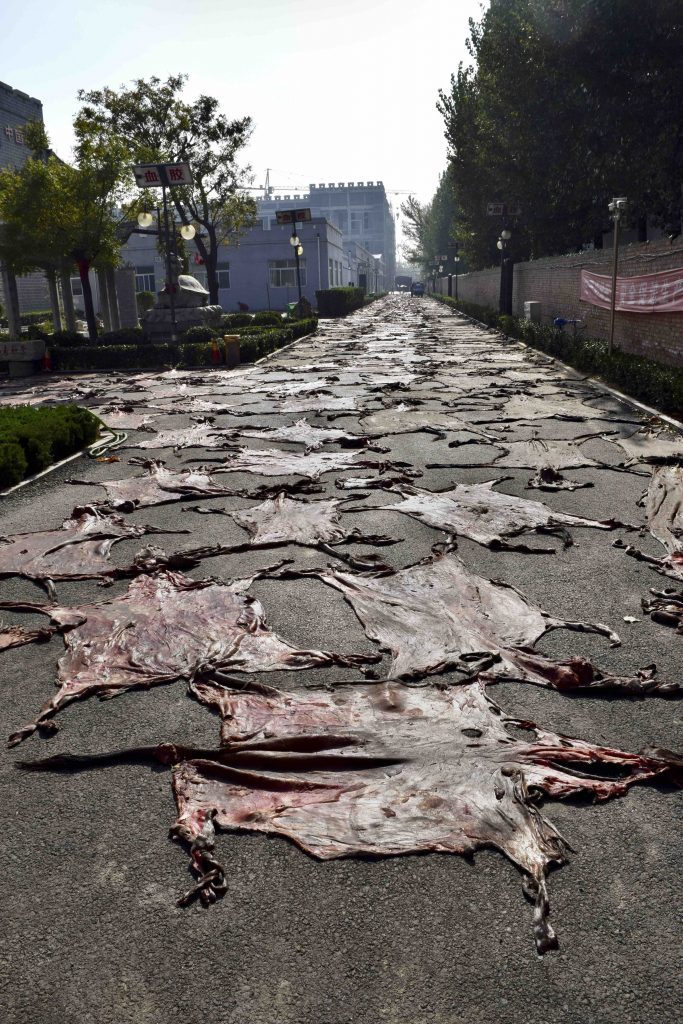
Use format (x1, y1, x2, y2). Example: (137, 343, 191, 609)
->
(275, 208, 312, 225)
(487, 202, 522, 217)
(133, 162, 193, 188)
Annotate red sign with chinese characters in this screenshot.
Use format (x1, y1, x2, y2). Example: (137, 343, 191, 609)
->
(580, 267, 683, 313)
(133, 162, 193, 188)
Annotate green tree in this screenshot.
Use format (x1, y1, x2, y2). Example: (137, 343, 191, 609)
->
(0, 122, 126, 339)
(438, 0, 683, 268)
(75, 75, 258, 304)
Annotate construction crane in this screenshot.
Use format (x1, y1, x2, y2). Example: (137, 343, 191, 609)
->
(241, 169, 307, 198)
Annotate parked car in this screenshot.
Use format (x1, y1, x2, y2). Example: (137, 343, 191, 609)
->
(410, 281, 425, 296)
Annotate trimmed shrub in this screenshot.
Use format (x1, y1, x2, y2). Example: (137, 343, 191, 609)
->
(182, 324, 219, 343)
(315, 287, 365, 317)
(221, 313, 253, 329)
(0, 441, 28, 488)
(47, 319, 318, 373)
(49, 329, 88, 348)
(99, 327, 145, 346)
(0, 405, 100, 488)
(252, 311, 283, 326)
(136, 290, 155, 315)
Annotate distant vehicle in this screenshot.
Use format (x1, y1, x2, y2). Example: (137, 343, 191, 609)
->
(395, 274, 413, 291)
(410, 281, 425, 296)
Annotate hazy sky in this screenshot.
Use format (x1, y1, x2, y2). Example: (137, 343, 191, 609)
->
(3, 0, 486, 253)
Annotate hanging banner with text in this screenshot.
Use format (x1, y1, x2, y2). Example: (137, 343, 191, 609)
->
(580, 266, 683, 313)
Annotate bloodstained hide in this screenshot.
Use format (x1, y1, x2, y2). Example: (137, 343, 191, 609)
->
(368, 479, 630, 550)
(125, 418, 235, 452)
(304, 550, 679, 695)
(4, 569, 379, 746)
(169, 679, 681, 952)
(0, 507, 182, 595)
(0, 624, 53, 651)
(620, 465, 683, 583)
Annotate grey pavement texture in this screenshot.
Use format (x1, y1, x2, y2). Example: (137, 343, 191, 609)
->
(0, 295, 681, 1024)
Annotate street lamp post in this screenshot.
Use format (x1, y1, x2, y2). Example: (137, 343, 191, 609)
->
(497, 228, 512, 315)
(137, 208, 196, 339)
(607, 196, 627, 355)
(290, 230, 304, 307)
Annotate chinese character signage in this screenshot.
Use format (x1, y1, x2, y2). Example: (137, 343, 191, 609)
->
(580, 267, 683, 313)
(4, 125, 25, 144)
(275, 208, 312, 225)
(133, 162, 193, 188)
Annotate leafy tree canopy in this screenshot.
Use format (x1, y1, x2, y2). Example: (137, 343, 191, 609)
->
(437, 0, 683, 268)
(75, 75, 257, 303)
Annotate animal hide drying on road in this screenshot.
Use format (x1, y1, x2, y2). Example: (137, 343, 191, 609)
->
(90, 407, 159, 431)
(4, 568, 379, 746)
(367, 480, 629, 549)
(0, 624, 53, 651)
(125, 418, 236, 451)
(166, 679, 681, 951)
(303, 550, 678, 695)
(438, 438, 602, 470)
(0, 507, 183, 594)
(620, 465, 683, 583)
(603, 428, 683, 466)
(226, 493, 397, 554)
(358, 404, 498, 439)
(238, 418, 372, 451)
(70, 459, 244, 511)
(209, 447, 399, 480)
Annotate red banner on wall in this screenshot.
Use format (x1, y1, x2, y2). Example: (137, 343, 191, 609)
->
(580, 266, 683, 313)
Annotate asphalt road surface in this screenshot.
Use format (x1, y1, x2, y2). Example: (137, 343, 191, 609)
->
(1, 295, 681, 1024)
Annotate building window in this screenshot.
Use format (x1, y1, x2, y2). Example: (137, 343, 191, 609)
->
(217, 261, 230, 288)
(328, 258, 334, 286)
(135, 266, 156, 292)
(363, 211, 371, 230)
(350, 212, 361, 232)
(269, 259, 306, 287)
(70, 277, 83, 297)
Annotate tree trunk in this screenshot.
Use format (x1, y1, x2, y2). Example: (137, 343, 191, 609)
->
(59, 268, 77, 332)
(205, 227, 219, 305)
(0, 266, 21, 338)
(77, 258, 98, 341)
(46, 270, 62, 332)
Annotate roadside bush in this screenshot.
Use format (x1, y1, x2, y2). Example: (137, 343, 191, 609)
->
(221, 313, 253, 329)
(47, 319, 318, 373)
(315, 287, 365, 317)
(98, 327, 145, 345)
(49, 329, 87, 348)
(0, 405, 100, 488)
(0, 441, 28, 488)
(182, 324, 219, 343)
(252, 311, 283, 326)
(136, 290, 155, 315)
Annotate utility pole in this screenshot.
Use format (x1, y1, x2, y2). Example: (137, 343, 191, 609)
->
(607, 197, 627, 355)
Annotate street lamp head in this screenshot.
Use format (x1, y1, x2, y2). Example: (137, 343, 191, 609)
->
(180, 224, 196, 240)
(296, 244, 304, 257)
(500, 228, 512, 240)
(290, 233, 300, 247)
(496, 239, 504, 250)
(137, 211, 154, 228)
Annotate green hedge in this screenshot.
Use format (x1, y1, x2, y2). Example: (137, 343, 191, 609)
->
(47, 318, 318, 373)
(432, 293, 683, 420)
(0, 405, 100, 489)
(221, 313, 253, 329)
(252, 311, 284, 326)
(315, 287, 365, 317)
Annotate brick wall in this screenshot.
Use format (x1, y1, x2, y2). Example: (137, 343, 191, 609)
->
(443, 240, 683, 368)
